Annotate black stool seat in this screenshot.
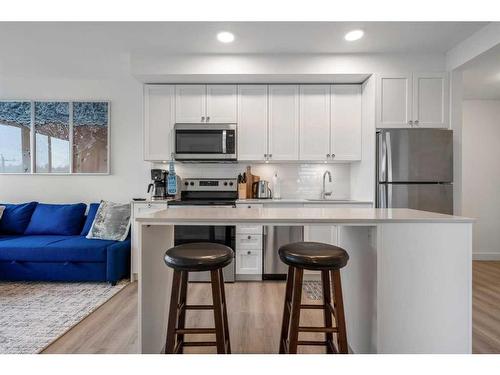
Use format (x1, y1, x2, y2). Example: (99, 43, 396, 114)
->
(279, 242, 349, 270)
(164, 242, 233, 271)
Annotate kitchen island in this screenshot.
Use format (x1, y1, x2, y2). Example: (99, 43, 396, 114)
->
(136, 206, 473, 354)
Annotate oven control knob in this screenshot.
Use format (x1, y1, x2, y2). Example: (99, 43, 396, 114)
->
(184, 181, 189, 186)
(190, 182, 194, 186)
(224, 182, 228, 186)
(229, 182, 233, 186)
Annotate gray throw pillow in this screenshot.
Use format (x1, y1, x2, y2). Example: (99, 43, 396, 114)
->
(0, 206, 5, 220)
(86, 201, 131, 241)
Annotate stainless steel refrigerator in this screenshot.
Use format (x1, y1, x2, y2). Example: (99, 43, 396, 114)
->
(376, 128, 453, 215)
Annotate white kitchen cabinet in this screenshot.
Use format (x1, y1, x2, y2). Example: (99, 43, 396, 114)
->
(376, 74, 412, 128)
(175, 84, 237, 123)
(331, 85, 362, 161)
(299, 85, 331, 161)
(268, 85, 300, 161)
(412, 72, 449, 128)
(206, 85, 237, 123)
(175, 85, 206, 123)
(237, 85, 268, 161)
(143, 85, 175, 161)
(376, 73, 449, 129)
(235, 249, 262, 275)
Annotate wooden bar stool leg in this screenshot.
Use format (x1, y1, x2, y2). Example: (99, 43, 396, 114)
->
(321, 270, 335, 354)
(211, 269, 227, 354)
(331, 269, 348, 354)
(165, 270, 182, 354)
(288, 267, 304, 354)
(279, 266, 295, 354)
(218, 268, 231, 354)
(176, 270, 189, 353)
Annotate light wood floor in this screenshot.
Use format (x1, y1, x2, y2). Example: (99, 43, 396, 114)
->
(43, 261, 500, 354)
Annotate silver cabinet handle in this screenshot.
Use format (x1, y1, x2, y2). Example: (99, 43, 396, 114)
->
(247, 235, 251, 240)
(414, 120, 419, 126)
(326, 154, 330, 158)
(201, 116, 205, 122)
(247, 205, 251, 209)
(206, 116, 210, 122)
(408, 120, 413, 127)
(264, 153, 268, 158)
(331, 154, 335, 159)
(247, 251, 251, 255)
(269, 154, 272, 158)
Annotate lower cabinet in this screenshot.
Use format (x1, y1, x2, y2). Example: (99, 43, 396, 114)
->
(235, 249, 262, 276)
(235, 220, 263, 280)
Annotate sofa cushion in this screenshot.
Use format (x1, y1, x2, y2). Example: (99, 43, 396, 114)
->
(0, 235, 116, 262)
(80, 203, 100, 236)
(0, 202, 38, 234)
(24, 203, 87, 236)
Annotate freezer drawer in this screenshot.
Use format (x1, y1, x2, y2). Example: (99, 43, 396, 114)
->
(377, 129, 453, 182)
(378, 183, 453, 215)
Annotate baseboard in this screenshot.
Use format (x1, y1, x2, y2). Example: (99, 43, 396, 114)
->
(473, 252, 500, 261)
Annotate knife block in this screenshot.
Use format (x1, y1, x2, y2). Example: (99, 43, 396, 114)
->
(238, 183, 247, 199)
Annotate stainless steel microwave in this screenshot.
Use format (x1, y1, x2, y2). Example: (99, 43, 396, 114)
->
(174, 124, 237, 161)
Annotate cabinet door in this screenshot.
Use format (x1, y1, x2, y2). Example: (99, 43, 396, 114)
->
(331, 85, 362, 161)
(376, 74, 412, 128)
(268, 85, 299, 161)
(303, 225, 338, 245)
(236, 249, 262, 275)
(143, 85, 175, 161)
(175, 84, 206, 123)
(412, 72, 449, 128)
(206, 85, 237, 123)
(237, 85, 268, 161)
(299, 85, 331, 161)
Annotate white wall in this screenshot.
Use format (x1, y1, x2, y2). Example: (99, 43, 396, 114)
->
(462, 100, 500, 259)
(0, 46, 149, 204)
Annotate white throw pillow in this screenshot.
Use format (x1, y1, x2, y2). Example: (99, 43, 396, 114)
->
(86, 201, 131, 241)
(0, 206, 5, 221)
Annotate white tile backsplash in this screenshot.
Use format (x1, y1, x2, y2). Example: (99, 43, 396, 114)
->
(153, 162, 351, 200)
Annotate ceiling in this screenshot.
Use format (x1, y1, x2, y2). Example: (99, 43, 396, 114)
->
(0, 22, 487, 54)
(463, 43, 500, 99)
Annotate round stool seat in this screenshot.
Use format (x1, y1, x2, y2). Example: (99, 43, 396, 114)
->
(278, 242, 349, 270)
(164, 242, 233, 271)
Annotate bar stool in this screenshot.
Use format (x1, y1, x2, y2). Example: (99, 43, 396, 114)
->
(163, 242, 233, 354)
(278, 242, 349, 354)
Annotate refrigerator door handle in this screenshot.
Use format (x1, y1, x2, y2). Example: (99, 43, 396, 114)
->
(385, 132, 393, 183)
(378, 184, 387, 208)
(387, 184, 392, 208)
(378, 132, 387, 182)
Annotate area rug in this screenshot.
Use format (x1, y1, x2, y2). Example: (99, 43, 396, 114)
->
(0, 280, 128, 354)
(303, 280, 322, 300)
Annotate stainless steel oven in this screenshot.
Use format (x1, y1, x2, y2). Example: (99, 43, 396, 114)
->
(174, 124, 237, 161)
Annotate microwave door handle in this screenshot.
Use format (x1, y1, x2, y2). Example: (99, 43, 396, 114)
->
(222, 130, 227, 154)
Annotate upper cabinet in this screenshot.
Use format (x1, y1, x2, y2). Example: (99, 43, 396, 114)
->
(412, 73, 449, 128)
(175, 84, 237, 124)
(237, 85, 268, 161)
(144, 85, 175, 161)
(331, 85, 362, 161)
(376, 73, 449, 129)
(268, 85, 300, 161)
(299, 85, 331, 161)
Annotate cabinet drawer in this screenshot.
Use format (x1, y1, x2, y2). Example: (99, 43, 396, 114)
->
(236, 234, 263, 250)
(236, 249, 262, 275)
(133, 203, 168, 216)
(236, 225, 263, 235)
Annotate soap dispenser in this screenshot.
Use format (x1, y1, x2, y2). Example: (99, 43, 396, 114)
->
(272, 171, 281, 200)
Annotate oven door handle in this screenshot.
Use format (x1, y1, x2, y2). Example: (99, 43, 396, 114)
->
(222, 130, 227, 154)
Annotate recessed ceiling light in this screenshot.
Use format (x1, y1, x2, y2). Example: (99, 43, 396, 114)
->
(344, 29, 364, 42)
(217, 31, 235, 43)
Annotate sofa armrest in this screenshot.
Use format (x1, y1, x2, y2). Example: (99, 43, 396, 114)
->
(106, 238, 131, 284)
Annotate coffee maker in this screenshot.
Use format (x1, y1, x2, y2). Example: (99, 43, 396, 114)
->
(147, 169, 167, 200)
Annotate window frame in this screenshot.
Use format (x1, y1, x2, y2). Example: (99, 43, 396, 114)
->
(0, 99, 111, 175)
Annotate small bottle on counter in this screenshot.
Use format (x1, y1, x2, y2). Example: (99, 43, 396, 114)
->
(272, 171, 281, 199)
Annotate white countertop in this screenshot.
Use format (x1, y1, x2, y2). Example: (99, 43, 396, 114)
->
(135, 206, 474, 224)
(236, 198, 373, 205)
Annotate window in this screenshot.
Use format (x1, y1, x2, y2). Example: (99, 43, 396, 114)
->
(0, 100, 109, 174)
(0, 101, 31, 173)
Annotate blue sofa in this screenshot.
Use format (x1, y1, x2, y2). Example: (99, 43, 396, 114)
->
(0, 202, 130, 285)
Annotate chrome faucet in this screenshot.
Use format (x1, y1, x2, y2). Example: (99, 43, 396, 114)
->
(322, 170, 332, 200)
